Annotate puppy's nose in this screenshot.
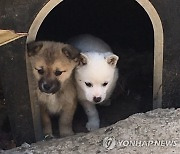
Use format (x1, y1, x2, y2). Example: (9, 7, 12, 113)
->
(93, 97, 101, 103)
(42, 83, 52, 91)
(39, 78, 60, 94)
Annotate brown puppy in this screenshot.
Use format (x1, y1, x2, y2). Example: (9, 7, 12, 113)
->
(27, 41, 80, 138)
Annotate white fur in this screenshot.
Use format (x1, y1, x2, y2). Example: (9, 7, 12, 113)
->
(69, 34, 119, 131)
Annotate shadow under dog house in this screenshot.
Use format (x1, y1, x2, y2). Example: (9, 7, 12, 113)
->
(0, 0, 180, 146)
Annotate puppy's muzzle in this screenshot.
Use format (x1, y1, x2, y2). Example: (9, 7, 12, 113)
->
(38, 78, 60, 94)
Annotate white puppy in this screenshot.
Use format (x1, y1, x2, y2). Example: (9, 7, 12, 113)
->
(69, 34, 119, 131)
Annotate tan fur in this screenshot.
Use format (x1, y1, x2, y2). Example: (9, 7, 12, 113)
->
(27, 41, 80, 138)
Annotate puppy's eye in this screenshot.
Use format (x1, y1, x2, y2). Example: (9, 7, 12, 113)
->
(102, 82, 108, 87)
(85, 82, 93, 87)
(35, 68, 44, 75)
(55, 70, 62, 76)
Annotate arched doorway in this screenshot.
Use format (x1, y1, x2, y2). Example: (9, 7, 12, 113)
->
(26, 0, 163, 139)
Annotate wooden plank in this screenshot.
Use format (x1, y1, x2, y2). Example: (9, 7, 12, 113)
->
(0, 30, 27, 46)
(0, 38, 36, 146)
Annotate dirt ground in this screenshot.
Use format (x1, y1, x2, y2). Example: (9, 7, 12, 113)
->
(0, 47, 153, 150)
(5, 108, 180, 154)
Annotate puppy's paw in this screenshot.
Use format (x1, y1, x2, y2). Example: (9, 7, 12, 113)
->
(44, 134, 54, 140)
(60, 129, 74, 138)
(86, 120, 100, 131)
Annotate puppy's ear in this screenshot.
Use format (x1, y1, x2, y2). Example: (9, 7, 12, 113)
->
(62, 44, 80, 61)
(106, 54, 119, 67)
(79, 53, 88, 66)
(27, 41, 43, 57)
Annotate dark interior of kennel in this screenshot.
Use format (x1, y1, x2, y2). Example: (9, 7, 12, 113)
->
(36, 0, 154, 134)
(0, 0, 154, 146)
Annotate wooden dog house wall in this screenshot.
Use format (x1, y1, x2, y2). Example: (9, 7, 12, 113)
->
(0, 0, 180, 145)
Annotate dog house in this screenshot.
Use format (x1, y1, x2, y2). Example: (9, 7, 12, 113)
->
(0, 0, 180, 146)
